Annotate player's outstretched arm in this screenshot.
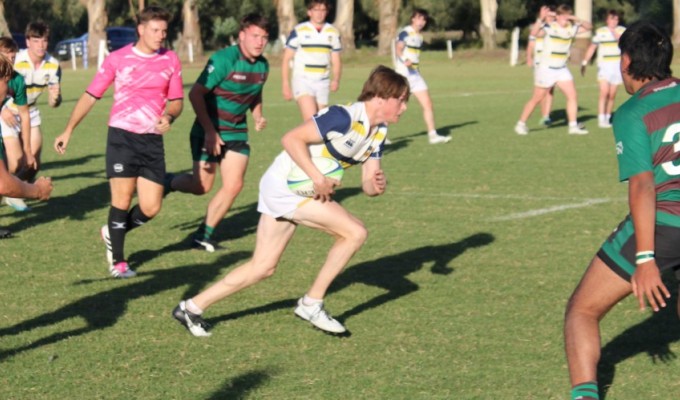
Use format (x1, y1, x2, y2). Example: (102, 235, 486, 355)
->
(54, 93, 97, 154)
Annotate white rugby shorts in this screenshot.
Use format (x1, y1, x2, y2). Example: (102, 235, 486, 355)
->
(597, 62, 623, 85)
(0, 106, 41, 138)
(292, 76, 331, 105)
(534, 66, 573, 88)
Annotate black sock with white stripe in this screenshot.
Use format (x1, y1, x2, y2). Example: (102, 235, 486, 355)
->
(125, 205, 151, 233)
(108, 206, 128, 264)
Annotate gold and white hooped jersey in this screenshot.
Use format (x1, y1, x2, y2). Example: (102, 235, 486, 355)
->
(286, 21, 341, 80)
(592, 25, 626, 65)
(310, 102, 386, 168)
(13, 49, 61, 108)
(395, 25, 423, 75)
(531, 35, 544, 66)
(540, 22, 579, 69)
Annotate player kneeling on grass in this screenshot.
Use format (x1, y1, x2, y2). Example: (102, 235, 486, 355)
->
(564, 22, 680, 400)
(0, 54, 53, 238)
(173, 65, 409, 336)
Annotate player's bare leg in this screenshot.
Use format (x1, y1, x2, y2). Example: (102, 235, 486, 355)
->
(296, 94, 319, 121)
(564, 256, 631, 396)
(556, 80, 587, 134)
(171, 160, 218, 195)
(192, 214, 298, 309)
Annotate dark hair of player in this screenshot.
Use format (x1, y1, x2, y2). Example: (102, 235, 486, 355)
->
(619, 21, 672, 81)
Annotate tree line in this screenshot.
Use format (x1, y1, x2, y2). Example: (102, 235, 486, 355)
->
(0, 0, 675, 61)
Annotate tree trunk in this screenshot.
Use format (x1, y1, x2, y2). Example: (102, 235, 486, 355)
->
(0, 0, 9, 39)
(376, 0, 400, 56)
(276, 0, 297, 45)
(673, 0, 680, 46)
(479, 0, 497, 50)
(573, 0, 592, 64)
(176, 0, 203, 60)
(80, 0, 108, 62)
(334, 0, 355, 53)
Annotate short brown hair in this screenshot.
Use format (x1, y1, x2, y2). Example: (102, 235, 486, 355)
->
(0, 37, 19, 53)
(0, 53, 14, 80)
(358, 65, 410, 102)
(137, 5, 171, 26)
(240, 13, 269, 32)
(26, 21, 49, 39)
(306, 0, 330, 10)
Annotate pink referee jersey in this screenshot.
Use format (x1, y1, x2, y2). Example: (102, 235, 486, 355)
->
(86, 44, 183, 134)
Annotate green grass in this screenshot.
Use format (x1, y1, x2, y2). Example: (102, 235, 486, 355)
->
(1, 50, 679, 399)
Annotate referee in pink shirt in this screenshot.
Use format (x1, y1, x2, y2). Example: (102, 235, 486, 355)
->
(53, 6, 184, 278)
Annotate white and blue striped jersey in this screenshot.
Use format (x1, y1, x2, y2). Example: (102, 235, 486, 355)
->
(395, 25, 422, 75)
(286, 21, 341, 81)
(310, 102, 387, 168)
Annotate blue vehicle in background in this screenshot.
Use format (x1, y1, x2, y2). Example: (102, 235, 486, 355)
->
(55, 27, 136, 61)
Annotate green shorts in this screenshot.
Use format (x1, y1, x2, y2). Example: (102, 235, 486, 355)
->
(190, 134, 250, 163)
(598, 214, 680, 281)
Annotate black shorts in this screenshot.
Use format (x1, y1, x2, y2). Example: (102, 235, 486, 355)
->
(190, 135, 250, 163)
(598, 214, 680, 282)
(106, 127, 165, 184)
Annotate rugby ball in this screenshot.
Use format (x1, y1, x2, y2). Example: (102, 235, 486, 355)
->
(287, 157, 344, 197)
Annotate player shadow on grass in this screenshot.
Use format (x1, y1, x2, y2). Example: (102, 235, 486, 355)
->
(2, 178, 110, 235)
(384, 122, 477, 151)
(207, 233, 494, 332)
(542, 108, 596, 128)
(0, 251, 249, 362)
(330, 232, 495, 321)
(597, 270, 680, 399)
(205, 369, 274, 400)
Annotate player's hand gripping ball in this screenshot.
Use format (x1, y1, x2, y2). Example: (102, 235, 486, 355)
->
(287, 157, 344, 197)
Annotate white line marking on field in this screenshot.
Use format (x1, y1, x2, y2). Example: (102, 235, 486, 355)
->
(490, 198, 613, 221)
(392, 192, 625, 221)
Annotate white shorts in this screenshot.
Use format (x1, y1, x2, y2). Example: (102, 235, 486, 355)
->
(597, 62, 623, 85)
(0, 106, 41, 139)
(257, 151, 311, 220)
(534, 66, 573, 88)
(406, 71, 428, 93)
(292, 76, 330, 105)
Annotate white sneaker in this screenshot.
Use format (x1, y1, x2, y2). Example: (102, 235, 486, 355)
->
(568, 124, 589, 135)
(428, 134, 451, 144)
(100, 225, 113, 264)
(598, 121, 612, 129)
(4, 197, 29, 212)
(514, 122, 528, 135)
(294, 298, 346, 334)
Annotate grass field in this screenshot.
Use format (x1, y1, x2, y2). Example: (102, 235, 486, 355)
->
(1, 49, 679, 399)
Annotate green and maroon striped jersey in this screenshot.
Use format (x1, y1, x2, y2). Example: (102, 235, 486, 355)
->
(190, 44, 269, 142)
(613, 78, 680, 223)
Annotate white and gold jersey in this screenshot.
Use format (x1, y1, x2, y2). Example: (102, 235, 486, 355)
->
(592, 25, 626, 65)
(13, 49, 61, 109)
(540, 22, 580, 69)
(286, 21, 341, 81)
(395, 25, 422, 75)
